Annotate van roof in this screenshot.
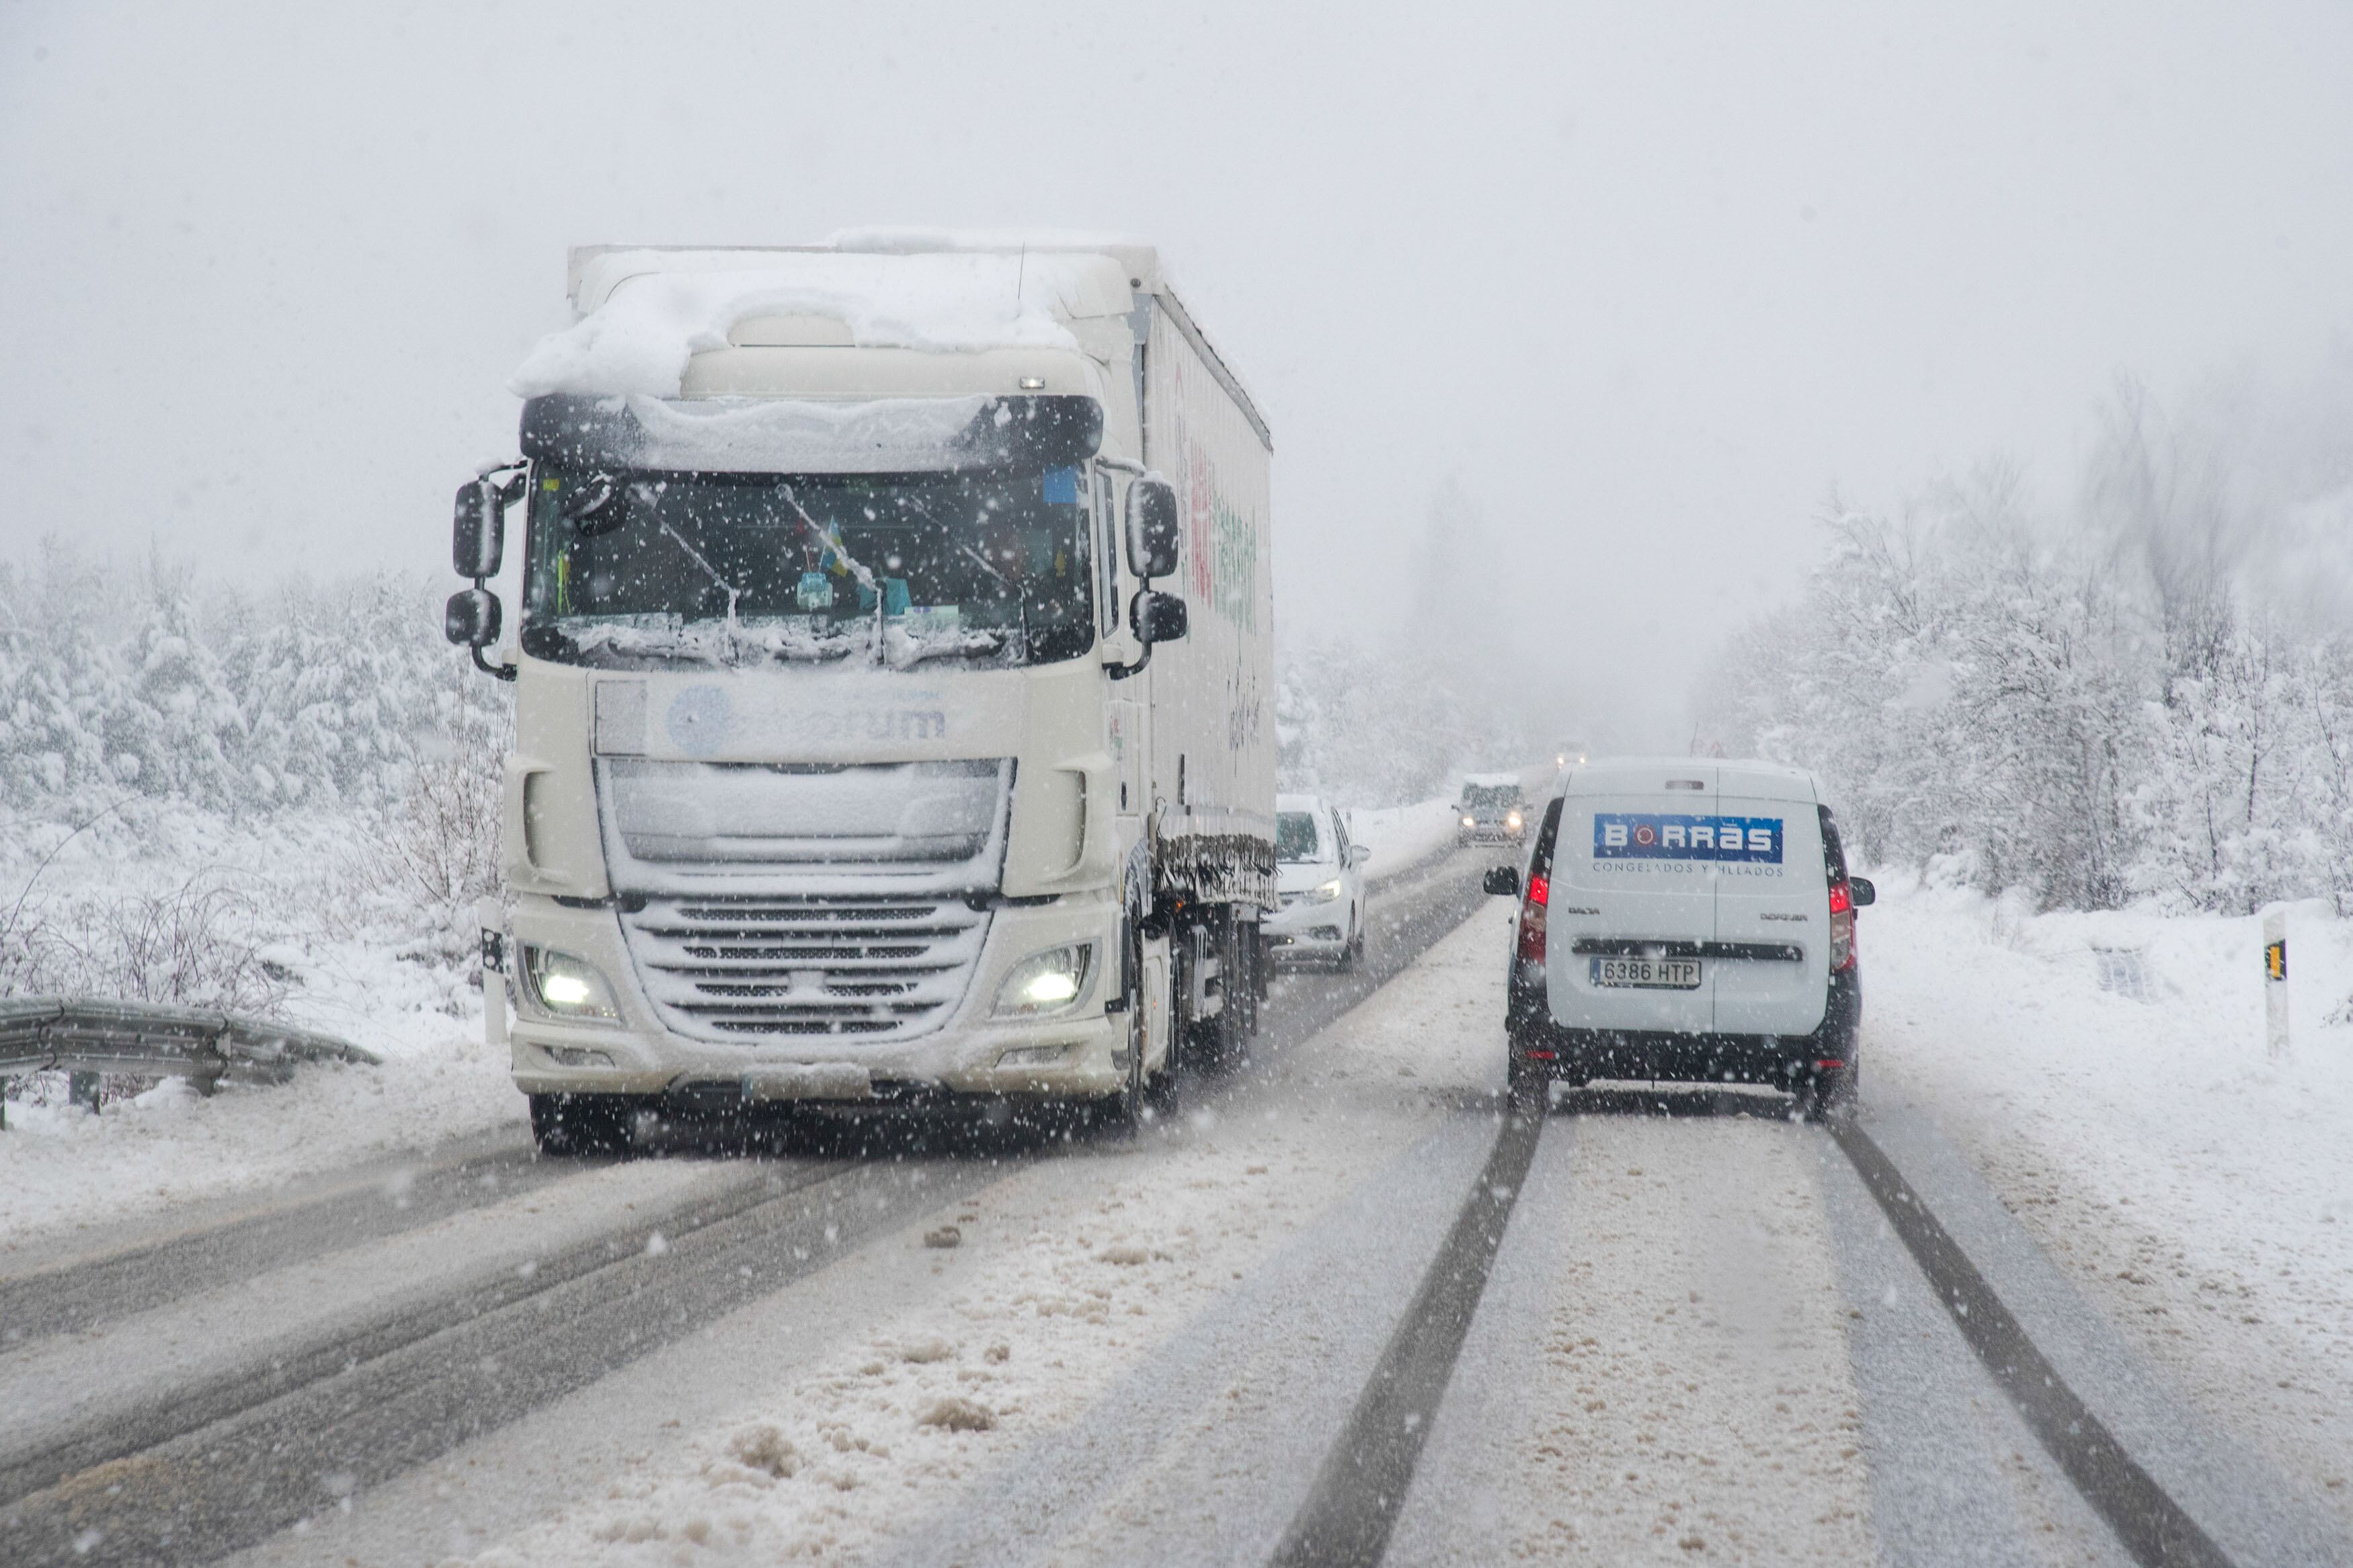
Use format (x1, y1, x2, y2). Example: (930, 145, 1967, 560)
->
(1557, 757, 1821, 803)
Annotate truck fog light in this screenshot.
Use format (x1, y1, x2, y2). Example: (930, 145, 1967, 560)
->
(521, 946, 622, 1022)
(994, 944, 1092, 1016)
(996, 1043, 1072, 1067)
(546, 1045, 615, 1068)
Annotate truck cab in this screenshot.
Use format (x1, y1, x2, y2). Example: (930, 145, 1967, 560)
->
(445, 238, 1276, 1151)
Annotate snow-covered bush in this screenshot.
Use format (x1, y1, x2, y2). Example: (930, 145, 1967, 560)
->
(11, 874, 286, 1014)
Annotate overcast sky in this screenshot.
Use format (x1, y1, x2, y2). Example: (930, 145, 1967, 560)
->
(5, 1, 2350, 747)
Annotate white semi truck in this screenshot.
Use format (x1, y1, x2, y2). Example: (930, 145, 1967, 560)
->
(444, 235, 1276, 1152)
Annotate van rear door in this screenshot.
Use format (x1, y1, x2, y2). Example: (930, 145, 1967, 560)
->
(1546, 761, 1718, 1036)
(1710, 764, 1830, 1038)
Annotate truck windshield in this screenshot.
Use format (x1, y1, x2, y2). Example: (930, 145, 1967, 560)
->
(519, 464, 1094, 669)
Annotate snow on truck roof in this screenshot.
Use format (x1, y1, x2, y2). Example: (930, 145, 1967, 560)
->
(517, 233, 1206, 401)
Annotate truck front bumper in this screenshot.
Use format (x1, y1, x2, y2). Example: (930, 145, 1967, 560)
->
(506, 894, 1127, 1103)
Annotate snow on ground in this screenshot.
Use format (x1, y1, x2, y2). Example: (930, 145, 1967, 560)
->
(0, 804, 516, 1252)
(383, 911, 1515, 1568)
(1349, 798, 1467, 884)
(1863, 872, 2353, 1518)
(1399, 1114, 1875, 1565)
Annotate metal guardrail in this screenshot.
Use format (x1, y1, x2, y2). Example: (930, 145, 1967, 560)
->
(0, 997, 380, 1126)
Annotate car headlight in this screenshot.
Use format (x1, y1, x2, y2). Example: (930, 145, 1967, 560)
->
(1309, 878, 1344, 904)
(520, 946, 621, 1023)
(1462, 815, 1476, 827)
(994, 944, 1093, 1016)
(1506, 811, 1523, 830)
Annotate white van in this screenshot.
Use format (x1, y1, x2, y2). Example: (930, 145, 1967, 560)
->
(1482, 757, 1874, 1116)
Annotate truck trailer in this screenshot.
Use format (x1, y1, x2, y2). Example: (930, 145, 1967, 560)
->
(444, 235, 1276, 1151)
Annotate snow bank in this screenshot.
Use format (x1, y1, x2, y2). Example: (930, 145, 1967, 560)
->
(514, 251, 1091, 399)
(1864, 876, 2353, 1506)
(1349, 798, 1466, 884)
(0, 802, 518, 1249)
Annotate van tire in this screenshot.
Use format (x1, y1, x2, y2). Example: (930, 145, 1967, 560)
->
(530, 1092, 633, 1157)
(1800, 1062, 1859, 1122)
(1507, 1055, 1550, 1110)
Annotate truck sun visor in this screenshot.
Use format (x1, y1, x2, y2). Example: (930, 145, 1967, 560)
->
(520, 392, 1104, 475)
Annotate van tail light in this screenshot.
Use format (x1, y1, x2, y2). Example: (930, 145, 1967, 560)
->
(1829, 880, 1856, 971)
(1517, 873, 1549, 963)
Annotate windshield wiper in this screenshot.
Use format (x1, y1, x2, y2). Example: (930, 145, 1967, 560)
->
(655, 519, 744, 624)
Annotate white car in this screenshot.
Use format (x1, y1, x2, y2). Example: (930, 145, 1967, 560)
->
(1265, 793, 1370, 968)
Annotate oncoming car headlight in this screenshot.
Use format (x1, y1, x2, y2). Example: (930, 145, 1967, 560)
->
(1310, 878, 1344, 904)
(1462, 815, 1476, 827)
(994, 944, 1093, 1017)
(521, 946, 621, 1023)
(1505, 810, 1523, 831)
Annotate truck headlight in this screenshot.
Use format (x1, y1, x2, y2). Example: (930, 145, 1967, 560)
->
(994, 944, 1093, 1016)
(521, 946, 621, 1022)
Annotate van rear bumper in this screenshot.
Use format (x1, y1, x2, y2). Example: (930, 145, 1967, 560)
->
(1509, 964, 1860, 1086)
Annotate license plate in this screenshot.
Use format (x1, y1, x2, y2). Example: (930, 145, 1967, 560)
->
(1590, 956, 1702, 989)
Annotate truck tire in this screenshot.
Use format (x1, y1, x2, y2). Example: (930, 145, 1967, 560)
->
(1107, 1004, 1148, 1133)
(1146, 963, 1185, 1114)
(1105, 931, 1153, 1133)
(1181, 911, 1245, 1070)
(530, 1092, 634, 1157)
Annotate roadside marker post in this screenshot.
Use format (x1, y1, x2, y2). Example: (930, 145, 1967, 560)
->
(2263, 906, 2289, 1059)
(479, 895, 509, 1052)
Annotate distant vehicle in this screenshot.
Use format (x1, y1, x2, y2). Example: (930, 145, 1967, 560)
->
(1551, 738, 1590, 768)
(1482, 757, 1873, 1118)
(1266, 794, 1370, 968)
(1456, 774, 1527, 845)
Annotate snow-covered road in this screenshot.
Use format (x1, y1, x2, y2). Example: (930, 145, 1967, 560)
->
(3, 858, 2348, 1567)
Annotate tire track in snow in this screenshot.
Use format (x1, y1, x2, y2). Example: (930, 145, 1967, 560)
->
(0, 1130, 559, 1343)
(1269, 1108, 1546, 1567)
(1829, 1116, 2235, 1568)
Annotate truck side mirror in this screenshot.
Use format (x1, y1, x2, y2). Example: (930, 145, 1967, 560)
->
(1482, 866, 1521, 897)
(453, 479, 505, 579)
(1131, 589, 1188, 645)
(444, 586, 502, 649)
(1126, 476, 1181, 579)
(1847, 876, 1876, 907)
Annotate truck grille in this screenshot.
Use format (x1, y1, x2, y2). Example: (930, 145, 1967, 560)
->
(619, 894, 991, 1042)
